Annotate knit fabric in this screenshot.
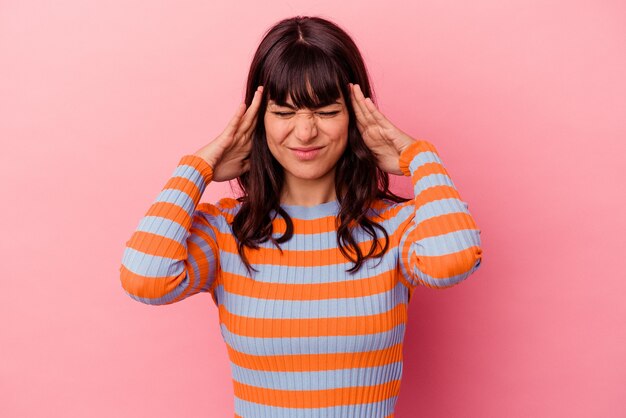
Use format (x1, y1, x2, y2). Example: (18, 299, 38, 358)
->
(120, 139, 483, 417)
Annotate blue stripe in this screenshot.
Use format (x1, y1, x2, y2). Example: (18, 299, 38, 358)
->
(412, 197, 471, 224)
(234, 396, 397, 418)
(220, 323, 405, 356)
(186, 234, 219, 291)
(181, 198, 407, 254)
(154, 188, 196, 214)
(410, 266, 477, 288)
(135, 205, 219, 244)
(214, 281, 405, 319)
(121, 247, 184, 278)
(407, 149, 441, 172)
(123, 273, 190, 305)
(136, 216, 188, 242)
(414, 172, 456, 192)
(198, 208, 401, 251)
(121, 237, 216, 279)
(230, 362, 402, 390)
(171, 163, 207, 188)
(122, 247, 217, 305)
(406, 228, 482, 257)
(272, 200, 340, 220)
(219, 250, 398, 284)
(398, 242, 481, 289)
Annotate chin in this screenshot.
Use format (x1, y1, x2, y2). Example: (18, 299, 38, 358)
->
(289, 170, 322, 180)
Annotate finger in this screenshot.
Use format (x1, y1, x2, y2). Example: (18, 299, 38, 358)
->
(238, 86, 264, 135)
(349, 83, 369, 129)
(351, 83, 375, 120)
(353, 84, 393, 129)
(222, 102, 247, 137)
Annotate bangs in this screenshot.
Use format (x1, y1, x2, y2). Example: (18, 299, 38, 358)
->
(264, 45, 344, 109)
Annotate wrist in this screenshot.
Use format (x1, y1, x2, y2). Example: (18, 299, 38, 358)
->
(192, 150, 218, 170)
(398, 139, 439, 176)
(398, 140, 420, 176)
(180, 154, 214, 183)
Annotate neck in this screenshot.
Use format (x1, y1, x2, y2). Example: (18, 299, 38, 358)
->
(280, 168, 337, 207)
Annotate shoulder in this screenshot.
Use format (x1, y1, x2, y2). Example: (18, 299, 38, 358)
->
(370, 198, 414, 229)
(373, 198, 413, 215)
(196, 197, 242, 224)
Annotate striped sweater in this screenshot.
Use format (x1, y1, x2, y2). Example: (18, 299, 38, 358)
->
(120, 139, 483, 417)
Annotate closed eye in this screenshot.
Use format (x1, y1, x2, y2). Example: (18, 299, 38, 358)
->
(272, 111, 340, 118)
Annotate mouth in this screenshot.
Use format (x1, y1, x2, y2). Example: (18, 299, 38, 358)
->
(289, 146, 325, 151)
(289, 146, 325, 160)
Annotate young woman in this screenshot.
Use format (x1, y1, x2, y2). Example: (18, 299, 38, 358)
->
(120, 15, 483, 418)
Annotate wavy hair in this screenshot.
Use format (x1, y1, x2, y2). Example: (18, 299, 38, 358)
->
(230, 15, 411, 276)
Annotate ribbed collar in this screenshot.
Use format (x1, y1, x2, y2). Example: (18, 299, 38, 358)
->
(272, 200, 340, 220)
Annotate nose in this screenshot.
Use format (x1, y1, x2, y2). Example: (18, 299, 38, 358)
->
(293, 112, 318, 141)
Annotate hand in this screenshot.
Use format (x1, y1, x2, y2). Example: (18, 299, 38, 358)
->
(348, 83, 416, 175)
(194, 85, 264, 182)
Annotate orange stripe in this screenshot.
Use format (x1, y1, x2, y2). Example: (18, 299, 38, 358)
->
(400, 209, 482, 283)
(410, 158, 448, 181)
(219, 303, 407, 338)
(233, 379, 401, 408)
(185, 222, 220, 293)
(196, 198, 412, 280)
(121, 192, 223, 300)
(226, 342, 403, 371)
(197, 201, 223, 217)
(221, 269, 398, 301)
(168, 237, 209, 303)
(126, 230, 186, 259)
(196, 199, 411, 271)
(146, 200, 192, 227)
(121, 222, 220, 300)
(415, 185, 461, 210)
(204, 199, 406, 235)
(408, 210, 480, 241)
(399, 139, 438, 175)
(120, 264, 185, 300)
(394, 261, 415, 295)
(406, 246, 482, 285)
(220, 236, 392, 267)
(163, 175, 202, 203)
(128, 201, 194, 260)
(269, 208, 399, 234)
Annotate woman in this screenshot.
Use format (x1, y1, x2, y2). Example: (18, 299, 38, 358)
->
(120, 15, 482, 418)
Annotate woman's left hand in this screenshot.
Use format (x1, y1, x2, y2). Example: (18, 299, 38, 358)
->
(349, 83, 416, 175)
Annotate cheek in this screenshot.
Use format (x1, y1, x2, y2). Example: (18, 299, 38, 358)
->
(326, 119, 349, 141)
(264, 120, 289, 143)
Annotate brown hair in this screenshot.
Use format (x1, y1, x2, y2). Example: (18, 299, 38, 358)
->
(230, 15, 410, 275)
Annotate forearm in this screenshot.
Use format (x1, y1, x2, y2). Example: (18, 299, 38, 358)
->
(397, 139, 483, 291)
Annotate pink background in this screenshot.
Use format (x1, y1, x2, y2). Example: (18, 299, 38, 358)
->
(1, 1, 625, 417)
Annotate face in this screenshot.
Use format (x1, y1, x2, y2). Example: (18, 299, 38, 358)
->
(263, 91, 350, 182)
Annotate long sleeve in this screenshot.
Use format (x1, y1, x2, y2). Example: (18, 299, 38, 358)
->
(396, 139, 483, 294)
(119, 154, 222, 306)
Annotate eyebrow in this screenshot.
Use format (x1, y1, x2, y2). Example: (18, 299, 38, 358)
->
(269, 100, 342, 110)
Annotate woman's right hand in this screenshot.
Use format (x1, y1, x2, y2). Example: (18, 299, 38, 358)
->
(194, 85, 264, 182)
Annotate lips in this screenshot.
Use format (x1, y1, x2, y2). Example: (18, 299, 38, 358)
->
(290, 146, 325, 161)
(290, 147, 324, 151)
